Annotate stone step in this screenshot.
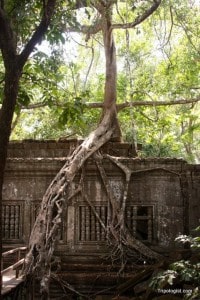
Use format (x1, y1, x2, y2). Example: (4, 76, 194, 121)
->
(57, 270, 133, 294)
(32, 271, 133, 298)
(59, 253, 143, 272)
(60, 261, 139, 273)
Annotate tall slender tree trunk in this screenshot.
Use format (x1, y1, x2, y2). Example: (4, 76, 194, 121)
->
(23, 111, 116, 298)
(101, 5, 122, 140)
(0, 66, 20, 183)
(23, 5, 123, 296)
(0, 1, 58, 293)
(23, 4, 162, 297)
(0, 62, 21, 290)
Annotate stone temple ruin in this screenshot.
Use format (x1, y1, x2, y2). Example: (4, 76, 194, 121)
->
(2, 140, 200, 295)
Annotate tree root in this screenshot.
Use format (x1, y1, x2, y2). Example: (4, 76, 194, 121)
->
(23, 117, 184, 296)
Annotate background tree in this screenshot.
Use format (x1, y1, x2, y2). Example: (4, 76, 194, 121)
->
(7, 0, 200, 162)
(1, 0, 200, 297)
(0, 0, 58, 290)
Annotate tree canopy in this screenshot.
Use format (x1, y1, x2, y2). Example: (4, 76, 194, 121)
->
(0, 0, 200, 297)
(1, 0, 199, 162)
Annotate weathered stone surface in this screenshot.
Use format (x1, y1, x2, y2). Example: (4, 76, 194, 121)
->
(2, 141, 200, 297)
(2, 140, 200, 257)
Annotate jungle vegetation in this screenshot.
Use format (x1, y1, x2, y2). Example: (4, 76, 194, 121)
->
(0, 0, 200, 297)
(1, 0, 199, 162)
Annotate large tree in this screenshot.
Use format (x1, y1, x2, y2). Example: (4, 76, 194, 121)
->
(22, 0, 164, 297)
(0, 0, 59, 292)
(7, 1, 200, 161)
(1, 0, 199, 297)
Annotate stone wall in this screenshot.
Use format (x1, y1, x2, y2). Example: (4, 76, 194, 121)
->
(2, 140, 200, 256)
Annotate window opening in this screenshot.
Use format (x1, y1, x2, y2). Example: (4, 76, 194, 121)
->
(78, 205, 153, 243)
(126, 206, 153, 242)
(78, 206, 107, 241)
(2, 205, 20, 239)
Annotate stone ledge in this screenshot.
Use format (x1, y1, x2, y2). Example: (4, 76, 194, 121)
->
(8, 140, 139, 158)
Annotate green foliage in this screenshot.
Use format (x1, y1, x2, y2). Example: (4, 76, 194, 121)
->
(115, 0, 200, 162)
(150, 269, 178, 289)
(1, 0, 199, 163)
(57, 92, 87, 129)
(150, 228, 200, 299)
(176, 227, 200, 250)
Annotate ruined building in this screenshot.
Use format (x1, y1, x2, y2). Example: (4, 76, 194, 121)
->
(2, 140, 200, 294)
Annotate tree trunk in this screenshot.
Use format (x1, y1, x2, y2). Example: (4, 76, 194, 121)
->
(0, 67, 20, 177)
(0, 65, 21, 291)
(101, 5, 122, 141)
(24, 7, 123, 289)
(23, 6, 162, 297)
(0, 1, 59, 293)
(0, 68, 21, 199)
(23, 110, 116, 296)
(0, 0, 58, 201)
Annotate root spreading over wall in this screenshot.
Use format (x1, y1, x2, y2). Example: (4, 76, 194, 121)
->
(23, 112, 163, 297)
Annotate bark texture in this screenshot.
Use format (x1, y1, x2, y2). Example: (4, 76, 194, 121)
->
(23, 110, 115, 296)
(0, 1, 164, 296)
(0, 1, 57, 292)
(24, 114, 162, 297)
(23, 1, 163, 296)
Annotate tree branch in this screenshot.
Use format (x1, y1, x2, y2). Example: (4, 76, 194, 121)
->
(11, 97, 200, 111)
(0, 7, 17, 66)
(85, 98, 200, 110)
(82, 98, 200, 110)
(66, 19, 103, 36)
(66, 1, 117, 36)
(18, 0, 57, 68)
(116, 98, 200, 110)
(112, 0, 161, 30)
